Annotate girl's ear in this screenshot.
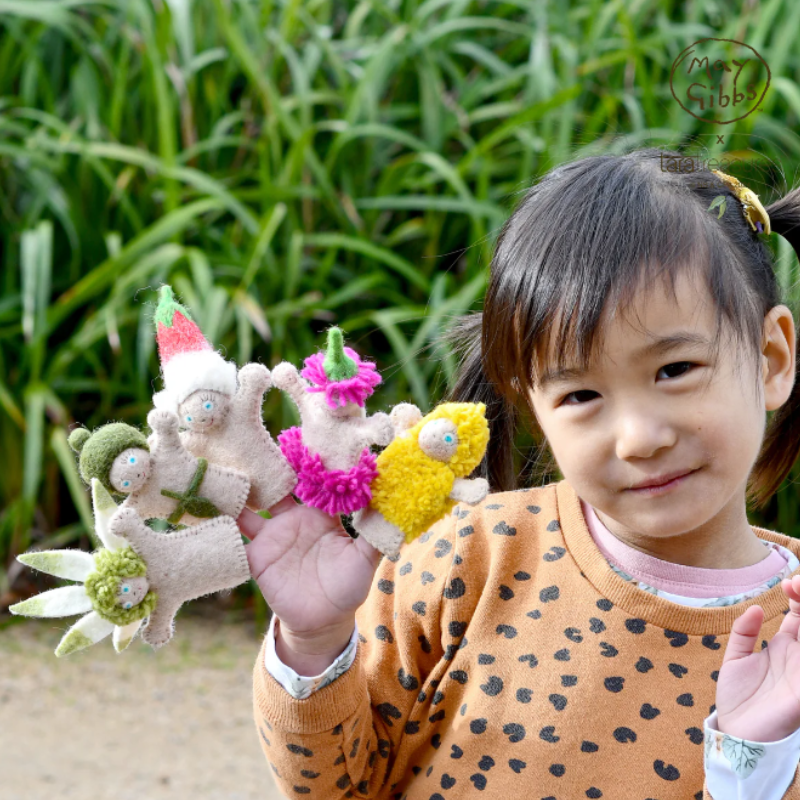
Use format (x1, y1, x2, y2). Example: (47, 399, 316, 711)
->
(762, 304, 796, 412)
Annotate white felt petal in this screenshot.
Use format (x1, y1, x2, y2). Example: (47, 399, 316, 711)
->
(17, 550, 95, 581)
(55, 612, 115, 657)
(91, 479, 127, 551)
(113, 619, 143, 653)
(10, 585, 93, 618)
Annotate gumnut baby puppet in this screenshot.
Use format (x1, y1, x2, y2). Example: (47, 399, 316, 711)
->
(272, 327, 395, 515)
(68, 408, 250, 525)
(151, 285, 297, 511)
(10, 480, 251, 654)
(352, 402, 490, 558)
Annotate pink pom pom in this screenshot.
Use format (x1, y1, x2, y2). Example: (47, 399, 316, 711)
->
(277, 427, 377, 515)
(300, 347, 381, 409)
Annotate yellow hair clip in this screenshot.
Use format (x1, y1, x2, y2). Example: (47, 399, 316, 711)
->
(711, 169, 771, 235)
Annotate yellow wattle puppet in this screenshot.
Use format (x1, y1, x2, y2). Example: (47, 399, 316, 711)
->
(351, 401, 490, 558)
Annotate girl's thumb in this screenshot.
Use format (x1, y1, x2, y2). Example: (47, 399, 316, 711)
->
(722, 605, 765, 665)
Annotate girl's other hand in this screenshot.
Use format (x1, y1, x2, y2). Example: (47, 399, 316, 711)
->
(715, 575, 800, 742)
(237, 497, 384, 639)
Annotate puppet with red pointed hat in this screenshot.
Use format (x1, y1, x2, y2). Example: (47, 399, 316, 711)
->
(152, 286, 296, 511)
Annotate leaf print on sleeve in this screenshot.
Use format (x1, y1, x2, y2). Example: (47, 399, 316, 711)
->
(721, 734, 766, 779)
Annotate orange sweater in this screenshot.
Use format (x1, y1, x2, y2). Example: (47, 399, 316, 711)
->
(253, 479, 800, 799)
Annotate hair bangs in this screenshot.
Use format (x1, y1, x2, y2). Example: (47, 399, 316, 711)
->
(483, 148, 768, 406)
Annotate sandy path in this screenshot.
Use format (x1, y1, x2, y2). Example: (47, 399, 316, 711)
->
(0, 613, 289, 800)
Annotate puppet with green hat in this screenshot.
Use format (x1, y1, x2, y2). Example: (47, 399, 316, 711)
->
(68, 408, 250, 525)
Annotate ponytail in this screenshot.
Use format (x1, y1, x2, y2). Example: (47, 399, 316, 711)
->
(442, 312, 521, 492)
(748, 186, 800, 509)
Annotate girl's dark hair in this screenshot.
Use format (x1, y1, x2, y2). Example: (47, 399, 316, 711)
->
(444, 147, 800, 510)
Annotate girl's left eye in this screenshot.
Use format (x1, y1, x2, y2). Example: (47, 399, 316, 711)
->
(204, 402, 213, 411)
(129, 456, 136, 464)
(559, 362, 696, 407)
(123, 586, 130, 593)
(659, 361, 695, 380)
(124, 602, 132, 609)
(443, 434, 454, 443)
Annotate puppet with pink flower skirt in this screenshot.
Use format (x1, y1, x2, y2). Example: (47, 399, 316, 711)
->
(272, 328, 395, 516)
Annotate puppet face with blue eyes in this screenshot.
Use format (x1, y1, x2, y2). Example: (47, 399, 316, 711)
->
(108, 448, 152, 494)
(178, 390, 232, 432)
(116, 575, 150, 609)
(418, 418, 460, 462)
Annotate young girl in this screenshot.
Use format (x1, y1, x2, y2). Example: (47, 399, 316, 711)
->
(240, 148, 800, 800)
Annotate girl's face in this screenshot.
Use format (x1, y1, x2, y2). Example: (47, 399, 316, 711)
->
(527, 269, 795, 553)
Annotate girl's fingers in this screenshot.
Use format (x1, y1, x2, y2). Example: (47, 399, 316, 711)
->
(237, 507, 268, 541)
(237, 496, 299, 540)
(777, 576, 800, 638)
(267, 495, 299, 517)
(722, 605, 765, 666)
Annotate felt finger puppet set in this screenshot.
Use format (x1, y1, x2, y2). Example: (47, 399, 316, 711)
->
(11, 285, 490, 655)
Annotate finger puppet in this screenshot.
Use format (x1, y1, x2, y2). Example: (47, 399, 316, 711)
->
(351, 402, 490, 557)
(10, 480, 251, 653)
(272, 327, 395, 515)
(151, 285, 297, 511)
(68, 408, 250, 525)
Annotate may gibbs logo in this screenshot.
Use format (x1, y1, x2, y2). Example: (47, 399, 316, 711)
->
(670, 39, 770, 124)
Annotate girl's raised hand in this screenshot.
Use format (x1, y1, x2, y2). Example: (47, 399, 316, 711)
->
(238, 497, 384, 638)
(715, 574, 800, 742)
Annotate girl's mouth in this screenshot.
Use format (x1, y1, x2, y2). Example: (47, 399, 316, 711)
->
(628, 468, 699, 496)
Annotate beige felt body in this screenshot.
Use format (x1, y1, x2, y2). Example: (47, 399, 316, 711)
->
(271, 361, 394, 470)
(126, 409, 250, 524)
(109, 507, 251, 647)
(179, 364, 297, 511)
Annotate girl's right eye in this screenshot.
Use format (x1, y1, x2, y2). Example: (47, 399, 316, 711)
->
(186, 415, 192, 423)
(560, 390, 598, 406)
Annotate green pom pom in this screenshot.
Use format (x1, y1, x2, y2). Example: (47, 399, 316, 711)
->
(74, 423, 149, 491)
(84, 547, 158, 626)
(68, 428, 91, 454)
(323, 327, 358, 381)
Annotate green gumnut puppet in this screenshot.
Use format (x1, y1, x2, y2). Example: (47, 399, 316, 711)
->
(10, 480, 251, 654)
(68, 408, 250, 525)
(150, 285, 297, 511)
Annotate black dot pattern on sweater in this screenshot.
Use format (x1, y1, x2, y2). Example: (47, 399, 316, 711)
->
(268, 490, 777, 800)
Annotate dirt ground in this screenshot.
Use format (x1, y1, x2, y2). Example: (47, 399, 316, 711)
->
(0, 610, 289, 800)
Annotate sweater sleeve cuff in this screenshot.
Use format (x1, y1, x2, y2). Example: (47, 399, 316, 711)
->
(704, 710, 800, 800)
(254, 619, 368, 734)
(264, 614, 359, 698)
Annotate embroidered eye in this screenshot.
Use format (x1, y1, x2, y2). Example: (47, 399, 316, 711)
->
(186, 415, 193, 423)
(124, 602, 132, 609)
(129, 456, 136, 464)
(122, 480, 130, 488)
(443, 434, 454, 443)
(204, 401, 213, 411)
(123, 586, 130, 593)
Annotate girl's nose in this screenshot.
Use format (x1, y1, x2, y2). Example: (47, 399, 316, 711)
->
(614, 414, 677, 461)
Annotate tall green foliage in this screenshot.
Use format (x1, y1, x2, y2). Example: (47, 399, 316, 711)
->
(2, 0, 800, 595)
